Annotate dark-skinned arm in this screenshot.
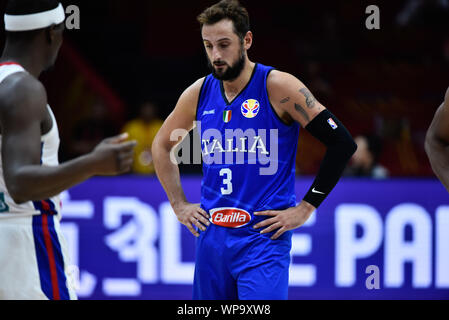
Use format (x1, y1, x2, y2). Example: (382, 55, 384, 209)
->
(425, 88, 449, 192)
(0, 73, 136, 204)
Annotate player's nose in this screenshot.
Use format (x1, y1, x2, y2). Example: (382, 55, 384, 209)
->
(212, 48, 222, 62)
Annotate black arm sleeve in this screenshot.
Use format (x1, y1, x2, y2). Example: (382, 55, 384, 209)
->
(303, 110, 357, 208)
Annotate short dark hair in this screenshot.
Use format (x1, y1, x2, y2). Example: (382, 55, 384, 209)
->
(197, 0, 250, 41)
(5, 0, 61, 43)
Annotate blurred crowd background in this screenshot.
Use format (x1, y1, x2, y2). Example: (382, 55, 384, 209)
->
(1, 0, 448, 178)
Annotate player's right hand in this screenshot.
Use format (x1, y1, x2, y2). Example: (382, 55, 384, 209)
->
(173, 202, 210, 237)
(88, 133, 137, 176)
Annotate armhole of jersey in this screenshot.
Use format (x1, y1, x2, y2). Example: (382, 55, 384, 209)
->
(41, 105, 56, 139)
(266, 69, 296, 128)
(195, 77, 207, 122)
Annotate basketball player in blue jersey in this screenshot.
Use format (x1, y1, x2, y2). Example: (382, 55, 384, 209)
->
(153, 0, 357, 300)
(0, 0, 136, 300)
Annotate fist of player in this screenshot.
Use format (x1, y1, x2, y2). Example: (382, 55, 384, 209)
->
(89, 133, 137, 176)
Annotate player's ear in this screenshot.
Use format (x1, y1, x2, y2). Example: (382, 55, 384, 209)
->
(46, 23, 64, 44)
(44, 26, 52, 44)
(243, 31, 253, 50)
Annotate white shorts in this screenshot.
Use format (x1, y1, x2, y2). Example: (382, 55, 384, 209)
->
(0, 214, 77, 300)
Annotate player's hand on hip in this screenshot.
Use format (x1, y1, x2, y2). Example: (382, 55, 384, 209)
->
(173, 202, 210, 237)
(89, 133, 137, 175)
(253, 201, 316, 240)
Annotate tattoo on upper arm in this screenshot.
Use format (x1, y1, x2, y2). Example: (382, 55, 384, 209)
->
(300, 88, 316, 109)
(280, 97, 290, 104)
(294, 103, 310, 122)
(281, 88, 316, 123)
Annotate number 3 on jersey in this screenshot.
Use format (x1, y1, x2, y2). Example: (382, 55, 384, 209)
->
(220, 168, 233, 195)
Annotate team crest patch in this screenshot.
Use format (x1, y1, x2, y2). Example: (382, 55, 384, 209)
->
(241, 99, 260, 119)
(223, 110, 232, 123)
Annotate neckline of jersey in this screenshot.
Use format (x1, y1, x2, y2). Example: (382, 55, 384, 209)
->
(219, 63, 259, 106)
(0, 61, 21, 67)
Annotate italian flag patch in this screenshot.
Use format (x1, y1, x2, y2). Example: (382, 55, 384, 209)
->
(223, 110, 232, 123)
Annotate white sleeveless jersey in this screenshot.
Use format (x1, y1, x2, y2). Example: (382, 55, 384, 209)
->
(0, 63, 75, 300)
(0, 63, 62, 219)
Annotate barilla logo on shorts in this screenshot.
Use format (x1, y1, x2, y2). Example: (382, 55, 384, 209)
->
(209, 208, 251, 228)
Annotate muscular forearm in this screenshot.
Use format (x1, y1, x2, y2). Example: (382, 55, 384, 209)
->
(426, 100, 449, 192)
(425, 137, 449, 191)
(152, 142, 188, 207)
(7, 154, 96, 204)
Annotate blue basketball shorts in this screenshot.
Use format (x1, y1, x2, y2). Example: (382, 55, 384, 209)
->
(193, 217, 292, 300)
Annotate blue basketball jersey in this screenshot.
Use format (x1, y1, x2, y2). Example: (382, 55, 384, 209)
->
(196, 63, 300, 219)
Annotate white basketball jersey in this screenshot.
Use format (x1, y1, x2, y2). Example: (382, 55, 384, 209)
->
(0, 63, 62, 219)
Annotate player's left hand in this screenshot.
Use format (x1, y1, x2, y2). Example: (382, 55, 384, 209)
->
(253, 201, 316, 240)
